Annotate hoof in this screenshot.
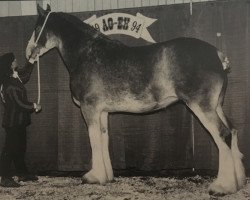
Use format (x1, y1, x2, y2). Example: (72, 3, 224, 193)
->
(235, 163, 247, 189)
(82, 173, 99, 184)
(209, 181, 237, 196)
(209, 189, 227, 197)
(236, 173, 247, 190)
(81, 171, 108, 185)
(238, 178, 247, 189)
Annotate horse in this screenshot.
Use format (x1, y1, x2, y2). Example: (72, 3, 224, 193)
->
(25, 4, 246, 196)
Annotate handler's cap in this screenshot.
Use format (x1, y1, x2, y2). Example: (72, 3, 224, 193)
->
(0, 52, 15, 84)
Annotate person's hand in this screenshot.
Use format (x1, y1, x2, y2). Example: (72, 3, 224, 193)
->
(28, 56, 38, 64)
(28, 58, 36, 64)
(26, 44, 40, 64)
(36, 104, 42, 112)
(33, 103, 42, 113)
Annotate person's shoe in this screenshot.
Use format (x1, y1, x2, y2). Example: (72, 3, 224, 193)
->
(18, 174, 38, 182)
(0, 177, 20, 187)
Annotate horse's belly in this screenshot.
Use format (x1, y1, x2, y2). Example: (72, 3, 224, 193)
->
(107, 95, 178, 113)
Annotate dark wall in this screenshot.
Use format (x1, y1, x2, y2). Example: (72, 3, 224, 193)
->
(0, 1, 249, 173)
(0, 16, 59, 170)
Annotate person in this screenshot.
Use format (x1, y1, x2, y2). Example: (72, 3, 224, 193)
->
(0, 52, 41, 187)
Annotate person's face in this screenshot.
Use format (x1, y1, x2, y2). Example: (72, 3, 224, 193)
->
(11, 59, 17, 70)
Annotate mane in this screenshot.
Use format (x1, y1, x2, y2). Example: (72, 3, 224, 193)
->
(56, 12, 124, 45)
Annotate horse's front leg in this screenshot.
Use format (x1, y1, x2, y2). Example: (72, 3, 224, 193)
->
(81, 106, 108, 184)
(100, 111, 114, 181)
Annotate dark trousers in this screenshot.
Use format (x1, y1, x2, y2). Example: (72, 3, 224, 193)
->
(0, 126, 28, 178)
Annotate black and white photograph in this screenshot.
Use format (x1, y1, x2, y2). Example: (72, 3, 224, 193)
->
(0, 0, 249, 199)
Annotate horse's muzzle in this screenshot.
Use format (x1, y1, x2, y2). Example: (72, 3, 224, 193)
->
(27, 47, 41, 63)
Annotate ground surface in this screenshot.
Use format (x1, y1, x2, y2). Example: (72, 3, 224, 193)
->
(0, 176, 249, 200)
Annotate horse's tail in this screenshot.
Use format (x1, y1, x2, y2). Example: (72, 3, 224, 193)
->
(217, 50, 231, 73)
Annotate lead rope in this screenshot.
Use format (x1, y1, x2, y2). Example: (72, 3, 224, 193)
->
(191, 115, 195, 172)
(37, 56, 41, 105)
(35, 11, 53, 44)
(31, 11, 52, 107)
(189, 0, 194, 172)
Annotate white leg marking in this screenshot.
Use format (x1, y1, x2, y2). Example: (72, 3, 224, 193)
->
(26, 31, 36, 59)
(231, 129, 246, 189)
(100, 112, 114, 181)
(83, 114, 107, 184)
(190, 104, 237, 195)
(212, 142, 237, 194)
(217, 106, 246, 189)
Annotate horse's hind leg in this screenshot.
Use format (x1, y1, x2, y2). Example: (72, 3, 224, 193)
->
(216, 106, 246, 189)
(188, 103, 238, 195)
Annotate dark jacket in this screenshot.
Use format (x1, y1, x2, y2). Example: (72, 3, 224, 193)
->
(1, 63, 35, 127)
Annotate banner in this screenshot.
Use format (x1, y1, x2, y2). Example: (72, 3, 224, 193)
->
(84, 13, 157, 43)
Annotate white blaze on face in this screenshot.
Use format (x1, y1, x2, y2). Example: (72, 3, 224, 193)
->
(26, 31, 36, 60)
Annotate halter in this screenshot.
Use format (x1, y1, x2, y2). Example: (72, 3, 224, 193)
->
(30, 11, 52, 106)
(35, 11, 53, 44)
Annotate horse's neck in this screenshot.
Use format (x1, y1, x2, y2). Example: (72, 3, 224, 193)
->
(53, 15, 124, 73)
(56, 29, 97, 73)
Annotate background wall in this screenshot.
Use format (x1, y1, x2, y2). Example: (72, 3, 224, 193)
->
(0, 0, 214, 16)
(0, 0, 249, 174)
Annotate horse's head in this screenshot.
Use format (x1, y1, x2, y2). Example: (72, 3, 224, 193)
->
(26, 4, 59, 63)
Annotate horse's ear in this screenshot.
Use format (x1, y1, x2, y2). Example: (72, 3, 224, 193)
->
(46, 4, 51, 12)
(37, 4, 46, 17)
